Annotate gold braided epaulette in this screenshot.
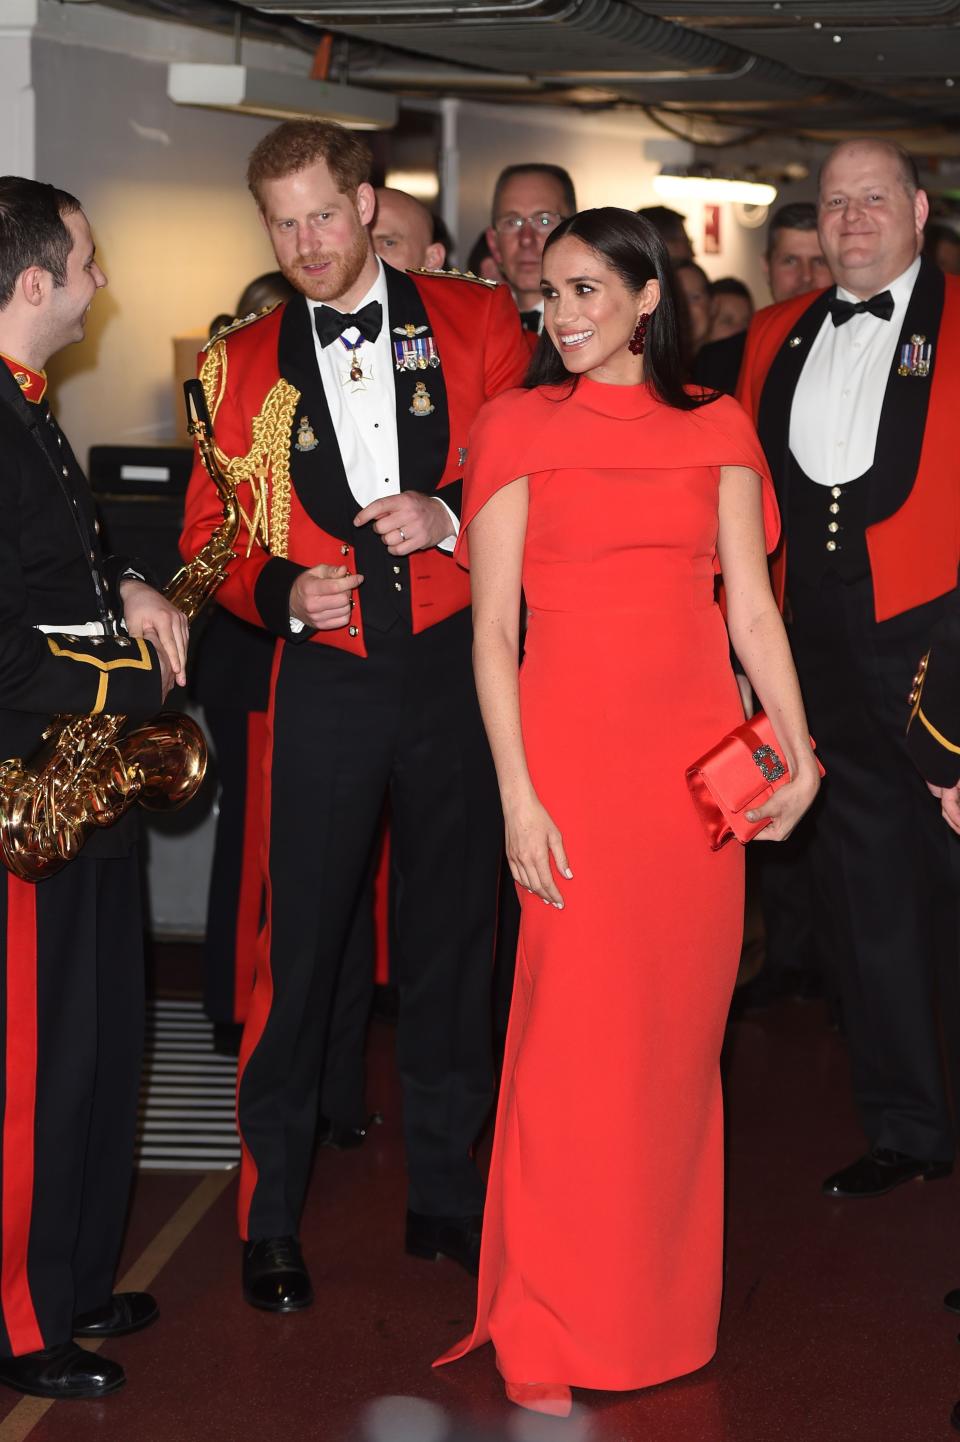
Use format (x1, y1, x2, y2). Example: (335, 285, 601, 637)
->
(412, 266, 498, 288)
(202, 302, 282, 352)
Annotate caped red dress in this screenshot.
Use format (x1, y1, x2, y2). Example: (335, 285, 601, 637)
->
(435, 377, 778, 1391)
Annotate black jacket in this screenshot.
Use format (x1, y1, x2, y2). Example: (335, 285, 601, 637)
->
(0, 364, 164, 851)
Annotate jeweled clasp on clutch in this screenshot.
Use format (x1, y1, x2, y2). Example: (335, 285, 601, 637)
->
(753, 744, 785, 783)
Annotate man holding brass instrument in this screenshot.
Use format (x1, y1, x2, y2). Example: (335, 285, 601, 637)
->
(0, 177, 185, 1400)
(181, 119, 528, 1311)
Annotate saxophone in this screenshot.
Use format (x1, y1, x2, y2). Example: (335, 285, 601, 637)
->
(0, 380, 241, 881)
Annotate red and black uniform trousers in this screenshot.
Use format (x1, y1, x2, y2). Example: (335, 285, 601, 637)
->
(0, 367, 163, 1355)
(194, 608, 389, 1130)
(237, 541, 502, 1237)
(0, 855, 144, 1355)
(784, 453, 959, 1163)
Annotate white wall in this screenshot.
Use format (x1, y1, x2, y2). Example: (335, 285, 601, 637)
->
(32, 4, 295, 460)
(453, 100, 689, 263)
(28, 2, 825, 458)
(450, 99, 799, 307)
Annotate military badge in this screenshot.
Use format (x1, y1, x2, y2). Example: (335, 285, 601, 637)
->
(295, 416, 318, 452)
(393, 330, 440, 372)
(898, 334, 932, 377)
(409, 381, 435, 417)
(458, 447, 468, 466)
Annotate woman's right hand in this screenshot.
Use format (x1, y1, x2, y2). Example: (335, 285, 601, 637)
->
(745, 752, 821, 843)
(504, 792, 572, 908)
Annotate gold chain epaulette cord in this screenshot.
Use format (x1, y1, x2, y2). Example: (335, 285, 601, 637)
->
(413, 266, 498, 289)
(198, 339, 300, 559)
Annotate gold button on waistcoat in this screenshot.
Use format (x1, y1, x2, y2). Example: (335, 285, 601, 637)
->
(831, 486, 842, 499)
(826, 540, 837, 552)
(829, 502, 839, 514)
(828, 522, 839, 533)
(348, 625, 358, 637)
(340, 544, 349, 556)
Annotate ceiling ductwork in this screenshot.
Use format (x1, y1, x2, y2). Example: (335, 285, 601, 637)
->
(236, 0, 960, 134)
(102, 0, 960, 138)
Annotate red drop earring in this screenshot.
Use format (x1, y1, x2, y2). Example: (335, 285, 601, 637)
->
(628, 313, 649, 356)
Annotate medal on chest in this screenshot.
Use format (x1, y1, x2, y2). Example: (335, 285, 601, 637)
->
(898, 334, 932, 378)
(339, 335, 371, 391)
(393, 324, 441, 373)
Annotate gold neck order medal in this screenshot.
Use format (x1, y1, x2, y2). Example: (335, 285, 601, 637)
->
(339, 336, 371, 391)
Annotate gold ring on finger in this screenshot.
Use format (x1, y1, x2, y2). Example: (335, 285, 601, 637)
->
(399, 527, 406, 542)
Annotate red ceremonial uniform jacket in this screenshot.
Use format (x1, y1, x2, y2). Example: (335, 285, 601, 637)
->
(736, 257, 960, 624)
(180, 265, 528, 658)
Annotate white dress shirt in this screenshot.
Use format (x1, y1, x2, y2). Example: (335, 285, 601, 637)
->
(307, 259, 457, 544)
(789, 255, 921, 487)
(290, 261, 457, 633)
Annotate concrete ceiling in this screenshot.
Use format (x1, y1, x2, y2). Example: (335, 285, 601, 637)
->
(236, 0, 960, 140)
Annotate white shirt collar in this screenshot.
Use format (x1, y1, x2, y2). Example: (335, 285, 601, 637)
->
(835, 254, 921, 308)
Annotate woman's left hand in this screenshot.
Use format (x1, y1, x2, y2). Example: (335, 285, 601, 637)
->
(745, 753, 820, 843)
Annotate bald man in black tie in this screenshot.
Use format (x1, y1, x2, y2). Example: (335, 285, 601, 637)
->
(738, 139, 960, 1201)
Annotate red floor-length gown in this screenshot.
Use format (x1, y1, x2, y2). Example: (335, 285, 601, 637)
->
(436, 376, 779, 1391)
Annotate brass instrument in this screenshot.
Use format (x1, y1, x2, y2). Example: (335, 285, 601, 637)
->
(0, 381, 241, 881)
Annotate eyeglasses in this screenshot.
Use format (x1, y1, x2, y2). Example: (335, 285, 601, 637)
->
(493, 211, 564, 237)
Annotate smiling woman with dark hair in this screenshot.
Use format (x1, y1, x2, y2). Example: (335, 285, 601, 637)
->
(434, 207, 818, 1415)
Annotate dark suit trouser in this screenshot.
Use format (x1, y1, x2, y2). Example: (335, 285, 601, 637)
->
(789, 572, 958, 1162)
(203, 707, 373, 1130)
(237, 610, 501, 1239)
(202, 707, 267, 1027)
(0, 857, 144, 1356)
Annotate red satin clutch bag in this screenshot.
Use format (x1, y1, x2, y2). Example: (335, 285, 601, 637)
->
(685, 711, 824, 850)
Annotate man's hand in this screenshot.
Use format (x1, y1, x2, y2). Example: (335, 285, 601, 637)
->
(289, 565, 364, 630)
(120, 579, 189, 689)
(156, 648, 175, 703)
(353, 492, 454, 556)
(927, 780, 960, 835)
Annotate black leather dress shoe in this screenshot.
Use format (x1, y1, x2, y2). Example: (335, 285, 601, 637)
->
(945, 1289, 960, 1315)
(74, 1291, 158, 1338)
(0, 1342, 125, 1400)
(822, 1147, 952, 1198)
(242, 1236, 313, 1312)
(317, 1117, 366, 1150)
(405, 1211, 482, 1276)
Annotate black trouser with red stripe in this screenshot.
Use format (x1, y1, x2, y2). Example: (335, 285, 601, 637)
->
(0, 856, 144, 1356)
(203, 706, 376, 1128)
(237, 610, 501, 1240)
(202, 708, 268, 1027)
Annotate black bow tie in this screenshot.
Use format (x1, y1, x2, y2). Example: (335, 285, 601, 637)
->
(314, 299, 383, 347)
(519, 309, 542, 334)
(828, 290, 895, 327)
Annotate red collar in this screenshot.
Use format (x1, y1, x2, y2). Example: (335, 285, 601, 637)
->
(0, 352, 47, 404)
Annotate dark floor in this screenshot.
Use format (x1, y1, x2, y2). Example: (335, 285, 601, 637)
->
(2, 958, 958, 1442)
